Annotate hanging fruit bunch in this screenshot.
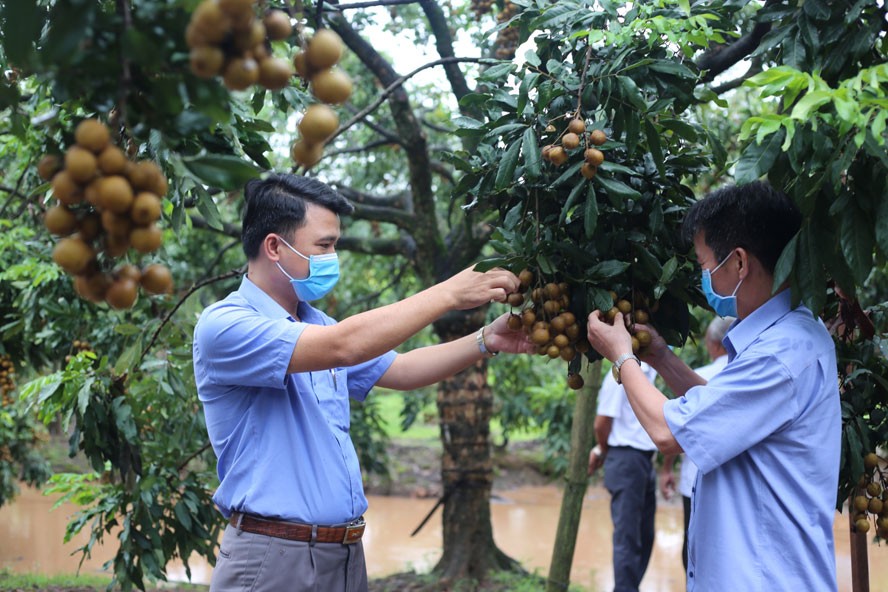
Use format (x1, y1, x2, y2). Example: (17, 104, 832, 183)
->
(597, 290, 656, 356)
(504, 269, 589, 390)
(186, 0, 295, 91)
(494, 1, 521, 59)
(290, 28, 354, 169)
(852, 451, 888, 538)
(64, 339, 94, 365)
(41, 118, 174, 309)
(0, 354, 16, 407)
(541, 116, 608, 179)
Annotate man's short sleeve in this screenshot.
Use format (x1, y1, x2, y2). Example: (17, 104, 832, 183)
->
(195, 301, 305, 389)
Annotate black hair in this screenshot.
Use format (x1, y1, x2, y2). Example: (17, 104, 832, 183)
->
(241, 174, 354, 260)
(681, 181, 801, 275)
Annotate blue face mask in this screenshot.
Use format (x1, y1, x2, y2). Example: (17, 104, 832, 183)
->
(701, 250, 742, 318)
(274, 236, 340, 302)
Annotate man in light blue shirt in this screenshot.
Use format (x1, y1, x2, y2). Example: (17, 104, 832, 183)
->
(193, 174, 534, 592)
(586, 182, 840, 591)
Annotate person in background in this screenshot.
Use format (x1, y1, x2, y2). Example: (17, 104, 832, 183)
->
(660, 316, 733, 577)
(193, 174, 534, 592)
(586, 181, 841, 591)
(588, 360, 659, 592)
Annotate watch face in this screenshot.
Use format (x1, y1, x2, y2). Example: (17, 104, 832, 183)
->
(611, 363, 620, 384)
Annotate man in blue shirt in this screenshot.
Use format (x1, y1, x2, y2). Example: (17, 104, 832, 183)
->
(585, 181, 841, 591)
(193, 174, 534, 592)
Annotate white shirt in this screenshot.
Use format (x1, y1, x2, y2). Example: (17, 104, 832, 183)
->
(678, 354, 728, 498)
(597, 361, 658, 451)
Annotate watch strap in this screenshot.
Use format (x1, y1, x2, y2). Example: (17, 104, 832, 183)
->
(611, 352, 640, 385)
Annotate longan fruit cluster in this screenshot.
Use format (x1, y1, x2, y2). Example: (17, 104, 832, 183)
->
(470, 0, 494, 19)
(0, 354, 15, 407)
(494, 1, 520, 59)
(64, 339, 94, 365)
(290, 29, 354, 169)
(40, 119, 174, 309)
(852, 452, 888, 538)
(505, 269, 589, 390)
(597, 291, 655, 355)
(186, 0, 295, 91)
(542, 117, 608, 179)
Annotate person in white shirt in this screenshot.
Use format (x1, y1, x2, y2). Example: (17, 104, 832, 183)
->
(588, 361, 659, 592)
(660, 316, 733, 575)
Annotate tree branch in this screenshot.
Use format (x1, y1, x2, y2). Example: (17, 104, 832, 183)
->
(324, 138, 397, 158)
(710, 57, 763, 95)
(333, 0, 420, 9)
(419, 0, 473, 112)
(190, 214, 241, 238)
(337, 235, 416, 257)
(334, 185, 412, 210)
(696, 0, 780, 83)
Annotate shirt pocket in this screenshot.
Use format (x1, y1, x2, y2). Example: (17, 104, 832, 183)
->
(315, 367, 350, 431)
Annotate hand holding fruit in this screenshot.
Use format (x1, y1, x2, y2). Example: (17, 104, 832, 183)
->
(442, 266, 521, 310)
(483, 312, 536, 355)
(586, 309, 633, 363)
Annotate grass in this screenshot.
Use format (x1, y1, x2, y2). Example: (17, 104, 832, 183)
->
(0, 569, 206, 591)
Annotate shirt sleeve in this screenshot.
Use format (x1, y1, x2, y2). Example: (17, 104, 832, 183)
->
(195, 301, 304, 389)
(596, 372, 623, 418)
(663, 352, 797, 475)
(345, 350, 397, 402)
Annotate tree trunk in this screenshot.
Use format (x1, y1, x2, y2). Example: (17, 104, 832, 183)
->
(432, 311, 523, 582)
(547, 360, 602, 592)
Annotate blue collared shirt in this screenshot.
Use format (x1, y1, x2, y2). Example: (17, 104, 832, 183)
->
(193, 276, 396, 525)
(664, 290, 840, 591)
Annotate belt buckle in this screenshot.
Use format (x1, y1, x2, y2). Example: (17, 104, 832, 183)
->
(342, 519, 365, 544)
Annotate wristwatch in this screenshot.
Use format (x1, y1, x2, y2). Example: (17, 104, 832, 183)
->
(611, 352, 640, 385)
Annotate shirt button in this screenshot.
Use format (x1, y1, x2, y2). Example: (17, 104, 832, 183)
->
(689, 571, 694, 578)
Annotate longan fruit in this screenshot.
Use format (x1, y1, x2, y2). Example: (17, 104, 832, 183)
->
(52, 237, 94, 275)
(531, 328, 550, 345)
(75, 119, 110, 153)
(105, 277, 139, 310)
(567, 374, 584, 390)
(548, 146, 568, 166)
(74, 272, 110, 303)
(64, 146, 98, 184)
(311, 68, 353, 104)
(115, 264, 142, 283)
(37, 154, 61, 181)
(97, 176, 134, 213)
(580, 162, 597, 179)
(636, 330, 652, 348)
(223, 57, 260, 91)
(97, 145, 128, 175)
(306, 29, 344, 70)
(130, 224, 163, 253)
(562, 132, 580, 150)
(584, 148, 604, 167)
(517, 268, 534, 288)
(291, 140, 324, 168)
(864, 453, 880, 470)
(617, 299, 632, 314)
(507, 314, 523, 331)
(44, 205, 78, 236)
(589, 129, 607, 146)
(131, 192, 162, 225)
(141, 264, 174, 295)
(190, 46, 225, 79)
(264, 10, 292, 41)
(507, 292, 525, 307)
(567, 118, 585, 134)
(298, 104, 339, 144)
(634, 310, 650, 325)
(191, 0, 231, 43)
(258, 57, 294, 90)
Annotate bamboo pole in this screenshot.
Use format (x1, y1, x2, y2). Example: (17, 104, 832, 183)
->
(546, 359, 603, 592)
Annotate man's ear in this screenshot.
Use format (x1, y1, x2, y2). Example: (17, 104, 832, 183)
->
(734, 247, 750, 279)
(264, 234, 283, 261)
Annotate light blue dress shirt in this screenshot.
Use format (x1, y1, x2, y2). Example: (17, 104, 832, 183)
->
(664, 290, 840, 591)
(193, 276, 396, 525)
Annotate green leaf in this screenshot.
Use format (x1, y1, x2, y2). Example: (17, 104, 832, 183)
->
(588, 260, 630, 279)
(478, 62, 515, 82)
(183, 154, 261, 190)
(522, 127, 541, 180)
(617, 76, 647, 111)
(648, 60, 696, 80)
(583, 184, 598, 239)
(174, 500, 193, 531)
(733, 129, 785, 184)
(644, 119, 665, 178)
(706, 129, 727, 171)
(595, 174, 641, 201)
(495, 139, 522, 190)
(876, 190, 888, 257)
(559, 180, 587, 225)
(196, 188, 225, 231)
(114, 337, 143, 376)
(790, 91, 832, 120)
(840, 205, 874, 284)
(772, 233, 798, 292)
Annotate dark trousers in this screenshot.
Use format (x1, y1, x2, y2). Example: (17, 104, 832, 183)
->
(210, 524, 367, 592)
(682, 494, 691, 573)
(603, 446, 657, 592)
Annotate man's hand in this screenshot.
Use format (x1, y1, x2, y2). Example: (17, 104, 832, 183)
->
(659, 465, 676, 500)
(441, 266, 521, 310)
(586, 310, 634, 362)
(588, 445, 605, 475)
(483, 313, 536, 355)
(631, 322, 669, 365)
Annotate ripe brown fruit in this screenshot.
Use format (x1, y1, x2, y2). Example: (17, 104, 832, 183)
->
(105, 278, 139, 310)
(141, 264, 174, 295)
(589, 129, 607, 146)
(97, 145, 128, 175)
(562, 132, 580, 150)
(38, 154, 61, 181)
(507, 292, 525, 307)
(104, 233, 130, 257)
(531, 328, 551, 345)
(631, 336, 641, 353)
(617, 299, 632, 314)
(75, 119, 111, 153)
(190, 46, 225, 79)
(518, 268, 534, 288)
(293, 52, 312, 79)
(634, 309, 650, 325)
(53, 237, 95, 274)
(78, 212, 102, 241)
(258, 57, 294, 90)
(191, 0, 231, 44)
(291, 140, 324, 168)
(44, 205, 78, 236)
(131, 192, 162, 225)
(101, 209, 132, 237)
(567, 374, 584, 390)
(98, 176, 134, 213)
(218, 0, 254, 14)
(128, 160, 163, 192)
(855, 518, 871, 534)
(548, 146, 568, 166)
(864, 453, 880, 470)
(559, 345, 575, 361)
(264, 10, 292, 40)
(546, 345, 560, 359)
(311, 68, 353, 104)
(507, 314, 523, 331)
(521, 309, 536, 327)
(870, 498, 884, 515)
(130, 224, 163, 253)
(584, 148, 604, 167)
(74, 273, 110, 303)
(115, 264, 142, 283)
(868, 482, 883, 497)
(568, 118, 585, 135)
(541, 145, 555, 162)
(544, 282, 562, 299)
(299, 104, 339, 144)
(580, 162, 597, 179)
(223, 57, 260, 91)
(636, 330, 652, 348)
(52, 171, 83, 205)
(233, 21, 266, 52)
(65, 146, 98, 183)
(306, 29, 344, 70)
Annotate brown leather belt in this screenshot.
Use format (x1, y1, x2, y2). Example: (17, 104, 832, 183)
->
(229, 513, 365, 544)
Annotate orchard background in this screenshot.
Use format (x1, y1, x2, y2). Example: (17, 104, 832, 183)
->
(0, 0, 886, 590)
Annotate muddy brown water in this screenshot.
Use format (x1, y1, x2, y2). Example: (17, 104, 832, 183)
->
(1, 484, 886, 591)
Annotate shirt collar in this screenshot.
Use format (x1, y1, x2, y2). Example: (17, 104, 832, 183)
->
(723, 289, 794, 361)
(237, 275, 323, 323)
